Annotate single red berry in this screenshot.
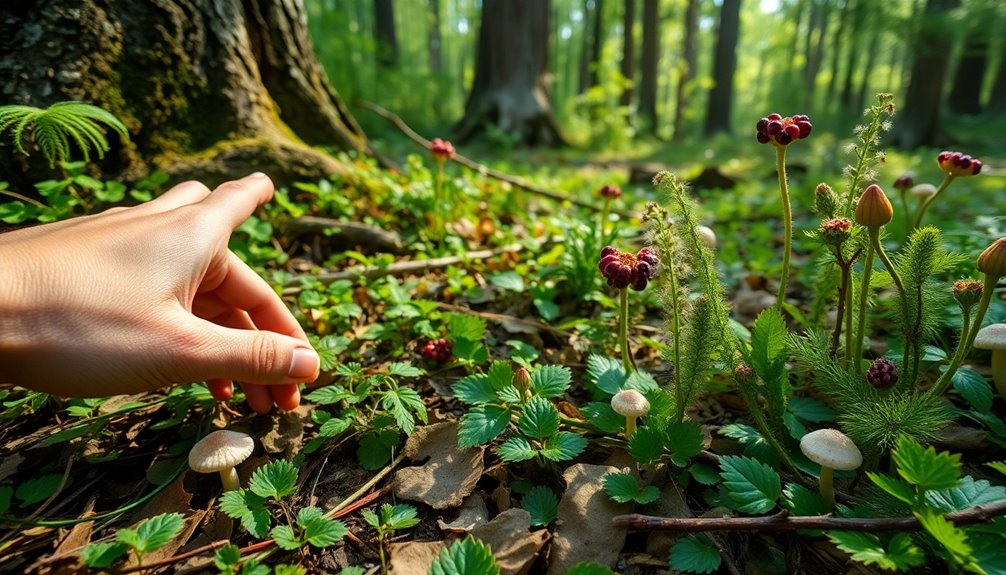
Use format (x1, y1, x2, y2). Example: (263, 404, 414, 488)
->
(766, 113, 782, 121)
(865, 358, 898, 389)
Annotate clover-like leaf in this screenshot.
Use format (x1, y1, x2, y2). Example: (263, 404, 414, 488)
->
(297, 506, 349, 548)
(669, 535, 721, 574)
(271, 525, 301, 551)
(602, 472, 659, 504)
(249, 460, 299, 500)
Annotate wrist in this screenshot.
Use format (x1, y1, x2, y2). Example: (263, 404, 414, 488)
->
(0, 240, 40, 385)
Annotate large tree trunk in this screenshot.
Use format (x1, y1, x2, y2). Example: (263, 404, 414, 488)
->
(0, 0, 368, 190)
(988, 42, 1006, 114)
(453, 0, 565, 146)
(638, 0, 659, 134)
(895, 0, 961, 148)
(802, 0, 830, 107)
(703, 0, 741, 136)
(619, 0, 636, 109)
(672, 0, 699, 141)
(373, 0, 399, 69)
(947, 32, 988, 115)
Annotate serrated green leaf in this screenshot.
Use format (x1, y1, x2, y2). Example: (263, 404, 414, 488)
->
(458, 405, 511, 448)
(748, 308, 790, 418)
(664, 421, 705, 466)
(566, 563, 617, 575)
(496, 385, 523, 404)
(892, 436, 961, 492)
(382, 387, 423, 435)
(915, 507, 976, 568)
(518, 397, 560, 439)
(242, 558, 272, 575)
(319, 416, 352, 438)
(602, 472, 657, 504)
(133, 512, 184, 553)
(625, 369, 660, 393)
(868, 473, 917, 505)
(487, 361, 514, 391)
(303, 515, 347, 548)
(539, 431, 587, 461)
(952, 368, 993, 413)
(988, 461, 1006, 477)
(453, 374, 497, 405)
(115, 528, 140, 549)
(383, 503, 420, 530)
(522, 486, 558, 526)
(271, 525, 302, 550)
(689, 463, 720, 485)
(249, 460, 299, 499)
(580, 402, 624, 433)
(428, 536, 500, 575)
(827, 531, 925, 571)
(82, 541, 128, 568)
(783, 483, 831, 516)
(719, 456, 781, 515)
(531, 364, 572, 398)
(669, 535, 721, 574)
(787, 397, 836, 422)
(357, 430, 400, 470)
(214, 544, 241, 569)
(448, 314, 487, 342)
(219, 489, 271, 538)
(15, 473, 63, 506)
(926, 476, 1006, 512)
(306, 384, 353, 405)
(387, 362, 425, 378)
(628, 426, 664, 465)
(586, 354, 625, 396)
(490, 271, 525, 292)
(497, 437, 537, 462)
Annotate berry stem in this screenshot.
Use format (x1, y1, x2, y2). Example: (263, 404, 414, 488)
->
(899, 190, 911, 241)
(619, 288, 635, 374)
(913, 173, 954, 231)
(775, 145, 792, 309)
(668, 260, 685, 422)
(854, 242, 876, 374)
(599, 199, 611, 245)
(927, 274, 998, 398)
(433, 158, 446, 248)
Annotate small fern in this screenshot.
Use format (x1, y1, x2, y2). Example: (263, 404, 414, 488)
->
(0, 102, 128, 167)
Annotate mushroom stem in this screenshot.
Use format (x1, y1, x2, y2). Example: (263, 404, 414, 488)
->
(625, 416, 637, 440)
(818, 466, 835, 508)
(992, 350, 1006, 400)
(219, 467, 241, 492)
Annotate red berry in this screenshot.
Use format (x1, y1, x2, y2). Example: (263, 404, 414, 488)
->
(784, 124, 801, 139)
(756, 132, 770, 144)
(767, 113, 782, 121)
(775, 131, 793, 145)
(796, 121, 812, 138)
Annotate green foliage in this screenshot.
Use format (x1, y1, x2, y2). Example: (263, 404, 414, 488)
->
(566, 564, 617, 575)
(15, 473, 63, 507)
(891, 436, 962, 492)
(602, 472, 659, 505)
(628, 426, 665, 465)
(826, 531, 925, 571)
(669, 535, 722, 574)
(839, 390, 952, 458)
(837, 94, 896, 216)
(0, 102, 128, 167)
(249, 460, 299, 500)
(428, 536, 500, 575)
(718, 456, 782, 514)
(83, 512, 184, 568)
(521, 486, 559, 526)
(272, 507, 348, 550)
(363, 503, 421, 537)
(744, 307, 791, 421)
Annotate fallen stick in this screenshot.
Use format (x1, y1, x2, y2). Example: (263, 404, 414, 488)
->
(280, 216, 405, 254)
(613, 500, 1006, 533)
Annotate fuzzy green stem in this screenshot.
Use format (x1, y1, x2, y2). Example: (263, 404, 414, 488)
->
(928, 275, 998, 398)
(433, 159, 446, 246)
(619, 288, 634, 374)
(739, 386, 805, 482)
(668, 262, 685, 422)
(845, 272, 855, 365)
(854, 243, 876, 374)
(775, 145, 793, 308)
(819, 466, 836, 508)
(899, 189, 911, 241)
(913, 173, 955, 230)
(599, 199, 611, 245)
(870, 229, 906, 296)
(869, 227, 913, 382)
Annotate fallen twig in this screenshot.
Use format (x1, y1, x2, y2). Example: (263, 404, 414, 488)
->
(614, 500, 1006, 533)
(280, 216, 404, 254)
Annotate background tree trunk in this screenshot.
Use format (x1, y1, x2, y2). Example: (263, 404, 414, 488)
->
(947, 31, 987, 115)
(673, 0, 699, 141)
(988, 42, 1006, 113)
(802, 0, 830, 107)
(638, 0, 659, 134)
(427, 0, 443, 74)
(703, 0, 741, 136)
(453, 0, 565, 146)
(895, 0, 961, 148)
(0, 0, 367, 189)
(619, 0, 636, 109)
(373, 0, 399, 68)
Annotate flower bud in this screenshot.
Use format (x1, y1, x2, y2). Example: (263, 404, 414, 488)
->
(734, 363, 756, 384)
(855, 184, 894, 228)
(430, 138, 456, 160)
(513, 366, 532, 396)
(865, 358, 898, 389)
(893, 174, 915, 191)
(977, 238, 1006, 278)
(937, 151, 982, 177)
(820, 217, 852, 248)
(599, 184, 622, 200)
(814, 183, 837, 218)
(952, 279, 983, 311)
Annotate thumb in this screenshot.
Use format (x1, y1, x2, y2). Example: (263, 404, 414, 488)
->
(183, 321, 320, 386)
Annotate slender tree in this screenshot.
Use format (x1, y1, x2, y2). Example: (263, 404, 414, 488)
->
(373, 0, 399, 68)
(703, 0, 742, 135)
(826, 0, 852, 104)
(619, 0, 636, 109)
(802, 0, 830, 106)
(427, 0, 443, 74)
(673, 0, 699, 141)
(988, 42, 1006, 113)
(639, 0, 660, 133)
(947, 23, 988, 115)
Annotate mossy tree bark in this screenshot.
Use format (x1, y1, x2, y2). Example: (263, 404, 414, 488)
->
(0, 0, 369, 189)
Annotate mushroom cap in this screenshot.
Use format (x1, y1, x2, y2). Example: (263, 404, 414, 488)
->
(799, 428, 862, 470)
(973, 324, 1006, 350)
(189, 430, 254, 473)
(910, 183, 938, 197)
(697, 225, 717, 249)
(611, 389, 650, 417)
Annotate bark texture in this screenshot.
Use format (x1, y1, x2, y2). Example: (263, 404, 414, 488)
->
(0, 0, 367, 189)
(703, 0, 742, 135)
(638, 0, 658, 133)
(454, 0, 565, 146)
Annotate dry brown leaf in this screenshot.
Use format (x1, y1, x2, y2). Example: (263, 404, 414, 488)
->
(437, 494, 490, 532)
(0, 453, 25, 482)
(389, 540, 446, 574)
(643, 478, 691, 559)
(124, 473, 204, 567)
(258, 404, 312, 457)
(471, 509, 548, 575)
(546, 463, 631, 575)
(393, 422, 484, 509)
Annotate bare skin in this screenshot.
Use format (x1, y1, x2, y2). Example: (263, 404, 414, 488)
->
(0, 173, 319, 413)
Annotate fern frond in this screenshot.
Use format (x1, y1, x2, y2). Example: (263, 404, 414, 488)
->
(840, 391, 951, 457)
(0, 101, 128, 167)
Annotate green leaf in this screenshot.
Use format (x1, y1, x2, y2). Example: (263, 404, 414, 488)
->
(783, 483, 831, 516)
(82, 541, 128, 568)
(133, 512, 184, 553)
(219, 489, 271, 538)
(382, 503, 421, 530)
(892, 436, 961, 492)
(522, 486, 558, 526)
(340, 568, 367, 575)
(357, 430, 400, 470)
(318, 416, 353, 438)
(382, 387, 425, 435)
(453, 374, 497, 405)
(602, 472, 659, 504)
(387, 362, 425, 378)
(539, 432, 587, 461)
(517, 397, 560, 439)
(274, 565, 307, 575)
(689, 463, 720, 486)
(719, 456, 781, 515)
(988, 461, 1006, 477)
(271, 525, 302, 550)
(787, 397, 836, 423)
(487, 361, 514, 391)
(531, 365, 572, 398)
(580, 402, 624, 434)
(628, 426, 664, 465)
(625, 369, 660, 393)
(249, 460, 299, 500)
(586, 354, 625, 396)
(15, 473, 64, 506)
(490, 271, 525, 292)
(497, 437, 537, 462)
(952, 368, 993, 413)
(868, 473, 917, 505)
(428, 536, 500, 575)
(214, 544, 241, 570)
(669, 535, 721, 574)
(664, 421, 705, 466)
(566, 563, 617, 575)
(0, 486, 11, 514)
(926, 476, 1006, 512)
(747, 307, 790, 418)
(915, 507, 976, 569)
(297, 507, 348, 548)
(448, 313, 486, 342)
(827, 531, 925, 571)
(458, 405, 510, 448)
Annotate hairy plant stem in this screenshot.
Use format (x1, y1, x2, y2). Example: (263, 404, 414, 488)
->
(854, 243, 876, 374)
(775, 145, 793, 308)
(845, 271, 855, 365)
(913, 173, 954, 230)
(668, 262, 685, 422)
(739, 387, 804, 482)
(619, 288, 635, 373)
(927, 274, 999, 398)
(432, 159, 446, 247)
(831, 249, 861, 359)
(599, 198, 611, 245)
(869, 228, 913, 382)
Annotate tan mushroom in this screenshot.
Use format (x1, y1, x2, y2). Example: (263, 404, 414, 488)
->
(610, 389, 649, 440)
(697, 225, 717, 249)
(909, 183, 938, 199)
(189, 430, 254, 491)
(972, 323, 1006, 400)
(799, 428, 862, 507)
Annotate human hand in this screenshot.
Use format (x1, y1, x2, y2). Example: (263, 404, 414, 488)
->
(0, 173, 319, 413)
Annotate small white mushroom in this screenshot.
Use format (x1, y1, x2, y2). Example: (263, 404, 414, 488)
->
(910, 183, 938, 199)
(697, 225, 717, 249)
(973, 324, 1006, 400)
(610, 389, 649, 440)
(799, 428, 862, 507)
(189, 430, 254, 491)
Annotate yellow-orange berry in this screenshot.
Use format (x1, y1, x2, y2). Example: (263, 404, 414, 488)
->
(854, 184, 894, 228)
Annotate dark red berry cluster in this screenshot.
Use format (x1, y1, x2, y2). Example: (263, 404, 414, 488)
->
(599, 246, 659, 291)
(431, 138, 456, 160)
(422, 338, 453, 363)
(937, 151, 982, 177)
(599, 184, 622, 200)
(865, 358, 898, 389)
(756, 113, 812, 146)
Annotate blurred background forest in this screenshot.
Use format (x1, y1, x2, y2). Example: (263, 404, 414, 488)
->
(306, 0, 1006, 153)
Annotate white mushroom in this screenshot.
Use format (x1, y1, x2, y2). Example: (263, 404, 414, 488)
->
(189, 430, 254, 491)
(799, 428, 862, 507)
(697, 225, 717, 249)
(973, 324, 1006, 400)
(610, 389, 649, 440)
(910, 183, 938, 199)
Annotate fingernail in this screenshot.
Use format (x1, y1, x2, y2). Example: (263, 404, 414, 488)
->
(287, 347, 320, 382)
(249, 171, 268, 179)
